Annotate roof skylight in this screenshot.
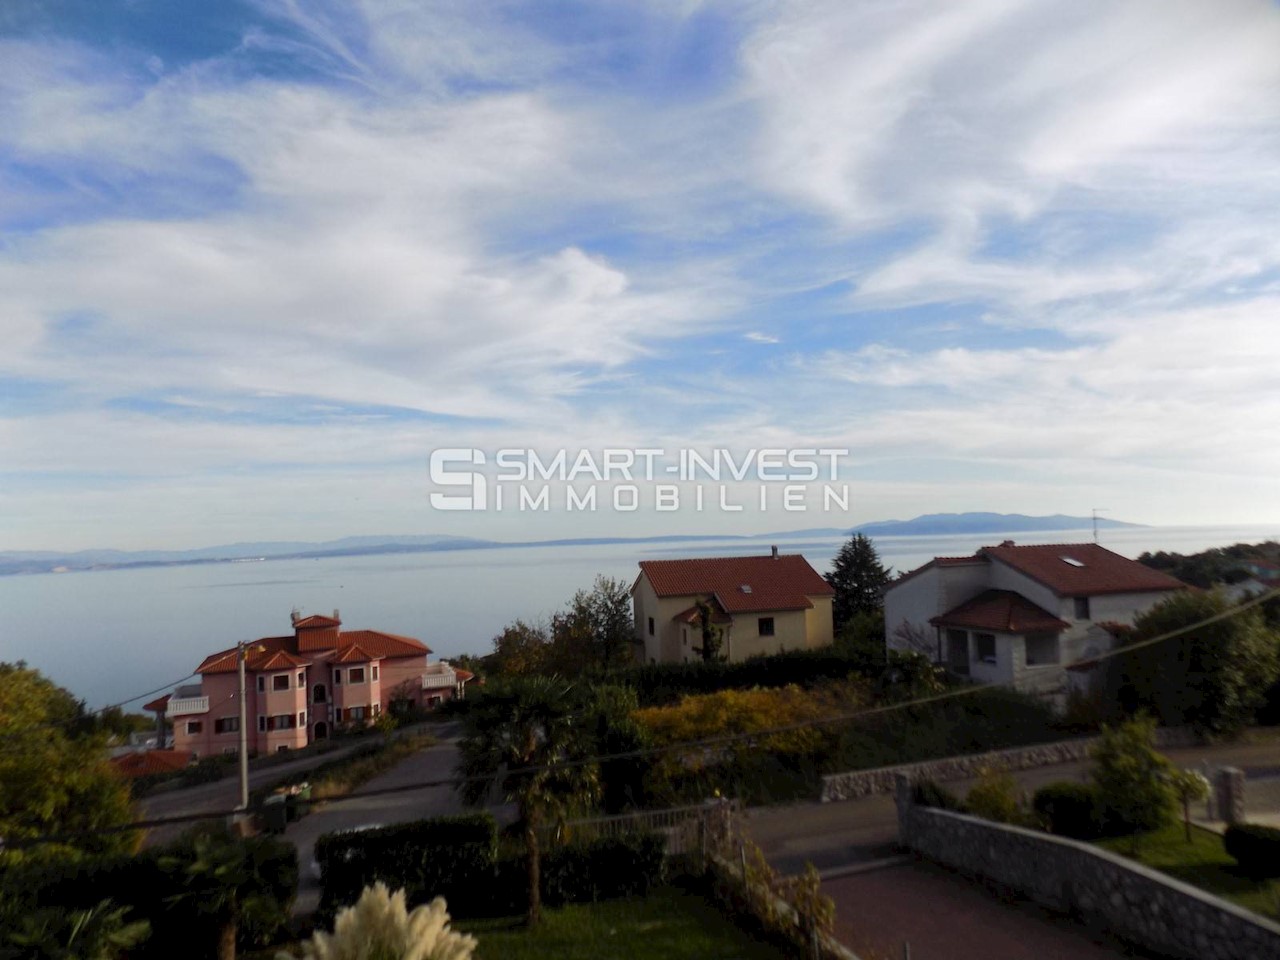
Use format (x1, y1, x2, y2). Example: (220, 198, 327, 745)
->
(1061, 556, 1086, 567)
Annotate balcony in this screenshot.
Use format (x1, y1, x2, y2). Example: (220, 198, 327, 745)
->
(422, 666, 457, 690)
(168, 696, 209, 716)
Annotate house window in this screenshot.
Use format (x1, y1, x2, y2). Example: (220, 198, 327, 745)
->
(258, 716, 266, 732)
(1074, 597, 1091, 620)
(1025, 633, 1060, 666)
(758, 617, 775, 637)
(648, 617, 655, 636)
(256, 676, 265, 693)
(334, 669, 342, 685)
(298, 711, 306, 726)
(277, 745, 289, 754)
(372, 665, 379, 682)
(313, 683, 327, 703)
(975, 633, 997, 664)
(214, 717, 239, 734)
(297, 670, 305, 688)
(372, 703, 381, 717)
(186, 720, 203, 735)
(349, 667, 366, 684)
(267, 714, 295, 730)
(682, 628, 688, 646)
(348, 706, 365, 721)
(272, 674, 290, 691)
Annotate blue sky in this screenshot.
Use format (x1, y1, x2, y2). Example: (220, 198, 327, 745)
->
(3, 0, 1280, 550)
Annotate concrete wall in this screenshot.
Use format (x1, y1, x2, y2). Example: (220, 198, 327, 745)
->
(895, 780, 1280, 960)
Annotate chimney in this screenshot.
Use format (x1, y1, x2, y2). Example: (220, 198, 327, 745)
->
(999, 540, 1015, 548)
(291, 607, 300, 626)
(333, 609, 340, 622)
(771, 545, 778, 559)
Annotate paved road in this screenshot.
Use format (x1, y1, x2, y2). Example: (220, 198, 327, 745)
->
(138, 737, 379, 848)
(283, 723, 514, 915)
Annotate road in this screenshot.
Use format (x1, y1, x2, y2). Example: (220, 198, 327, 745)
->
(282, 722, 513, 915)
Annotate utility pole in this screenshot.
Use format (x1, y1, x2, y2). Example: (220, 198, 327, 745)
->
(237, 639, 250, 812)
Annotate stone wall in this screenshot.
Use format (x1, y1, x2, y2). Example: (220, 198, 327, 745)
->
(820, 727, 1197, 802)
(895, 778, 1280, 960)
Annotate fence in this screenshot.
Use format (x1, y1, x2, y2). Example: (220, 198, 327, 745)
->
(549, 799, 741, 856)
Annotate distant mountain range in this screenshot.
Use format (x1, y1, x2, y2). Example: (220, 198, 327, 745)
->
(0, 512, 1141, 576)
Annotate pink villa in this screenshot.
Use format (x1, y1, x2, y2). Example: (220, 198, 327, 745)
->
(159, 610, 472, 758)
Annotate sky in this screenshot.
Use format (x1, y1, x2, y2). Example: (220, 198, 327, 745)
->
(2, 0, 1280, 551)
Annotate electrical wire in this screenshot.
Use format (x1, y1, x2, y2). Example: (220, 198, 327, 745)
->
(4, 585, 1277, 849)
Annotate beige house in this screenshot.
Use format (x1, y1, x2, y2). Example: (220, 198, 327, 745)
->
(632, 549, 835, 664)
(884, 541, 1186, 699)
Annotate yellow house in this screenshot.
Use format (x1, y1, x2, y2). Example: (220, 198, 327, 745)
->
(632, 549, 835, 664)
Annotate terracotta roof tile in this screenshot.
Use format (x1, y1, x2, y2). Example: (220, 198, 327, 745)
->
(143, 694, 170, 712)
(256, 649, 310, 671)
(338, 630, 430, 658)
(196, 622, 430, 674)
(332, 643, 381, 664)
(294, 614, 341, 628)
(638, 554, 832, 614)
(930, 589, 1068, 634)
(980, 542, 1187, 596)
(110, 750, 193, 778)
(673, 599, 733, 625)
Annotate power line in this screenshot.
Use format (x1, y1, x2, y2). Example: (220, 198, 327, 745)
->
(0, 671, 198, 745)
(6, 586, 1277, 849)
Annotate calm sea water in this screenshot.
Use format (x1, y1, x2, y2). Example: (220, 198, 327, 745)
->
(2, 524, 1276, 708)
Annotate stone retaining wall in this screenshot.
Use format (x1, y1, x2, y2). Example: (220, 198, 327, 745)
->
(895, 776, 1280, 960)
(820, 728, 1197, 802)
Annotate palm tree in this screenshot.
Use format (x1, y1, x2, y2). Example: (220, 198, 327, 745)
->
(457, 676, 600, 926)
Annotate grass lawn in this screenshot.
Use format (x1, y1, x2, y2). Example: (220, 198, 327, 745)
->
(1096, 823, 1280, 920)
(459, 886, 788, 960)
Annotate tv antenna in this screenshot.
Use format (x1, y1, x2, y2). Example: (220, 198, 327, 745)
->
(1092, 508, 1108, 543)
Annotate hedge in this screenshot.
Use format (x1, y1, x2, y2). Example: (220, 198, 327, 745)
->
(0, 829, 297, 959)
(621, 649, 872, 707)
(315, 814, 665, 920)
(1223, 823, 1280, 878)
(1033, 782, 1103, 840)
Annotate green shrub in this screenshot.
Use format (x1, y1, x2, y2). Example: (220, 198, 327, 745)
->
(964, 767, 1021, 824)
(1223, 823, 1280, 878)
(912, 780, 965, 812)
(624, 648, 873, 707)
(0, 830, 297, 960)
(1033, 782, 1103, 839)
(315, 813, 665, 921)
(1091, 715, 1176, 836)
(315, 813, 498, 919)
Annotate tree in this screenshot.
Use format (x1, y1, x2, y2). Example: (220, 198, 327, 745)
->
(550, 576, 634, 673)
(489, 620, 551, 677)
(1090, 715, 1176, 846)
(0, 662, 138, 866)
(693, 598, 724, 663)
(456, 677, 600, 926)
(1109, 590, 1280, 737)
(164, 827, 297, 960)
(824, 534, 891, 631)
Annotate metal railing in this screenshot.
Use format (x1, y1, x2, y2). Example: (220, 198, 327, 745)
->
(549, 799, 741, 856)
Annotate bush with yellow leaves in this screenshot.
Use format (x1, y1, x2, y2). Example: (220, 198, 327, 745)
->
(283, 882, 476, 960)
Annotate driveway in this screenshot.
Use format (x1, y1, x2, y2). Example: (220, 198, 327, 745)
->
(824, 859, 1151, 960)
(284, 723, 514, 916)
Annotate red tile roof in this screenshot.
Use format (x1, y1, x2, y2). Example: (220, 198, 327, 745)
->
(111, 750, 193, 778)
(196, 623, 430, 674)
(454, 668, 475, 683)
(638, 554, 833, 614)
(673, 599, 733, 625)
(930, 590, 1069, 634)
(143, 694, 170, 713)
(332, 643, 381, 664)
(294, 614, 341, 628)
(339, 630, 430, 658)
(980, 543, 1187, 597)
(256, 649, 310, 671)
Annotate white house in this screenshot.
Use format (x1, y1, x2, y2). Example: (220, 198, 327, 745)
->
(884, 541, 1186, 698)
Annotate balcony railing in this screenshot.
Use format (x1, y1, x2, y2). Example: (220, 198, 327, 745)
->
(422, 670, 457, 689)
(168, 696, 209, 716)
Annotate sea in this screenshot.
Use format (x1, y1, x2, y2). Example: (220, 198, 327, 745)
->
(1, 523, 1277, 708)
